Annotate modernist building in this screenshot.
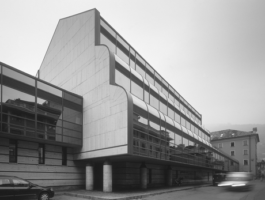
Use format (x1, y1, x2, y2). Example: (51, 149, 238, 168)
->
(211, 128, 259, 176)
(1, 9, 239, 192)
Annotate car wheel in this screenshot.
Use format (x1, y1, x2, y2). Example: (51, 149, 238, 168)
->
(39, 192, 49, 200)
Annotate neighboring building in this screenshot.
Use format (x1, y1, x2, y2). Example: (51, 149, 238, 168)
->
(1, 8, 238, 192)
(0, 63, 84, 189)
(211, 128, 259, 176)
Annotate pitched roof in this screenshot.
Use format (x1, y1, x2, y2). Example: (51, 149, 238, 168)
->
(210, 129, 260, 142)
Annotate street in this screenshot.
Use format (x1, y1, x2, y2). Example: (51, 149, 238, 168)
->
(51, 181, 265, 200)
(143, 181, 265, 200)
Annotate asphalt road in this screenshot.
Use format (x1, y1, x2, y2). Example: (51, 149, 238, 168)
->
(52, 181, 265, 200)
(143, 181, 265, 200)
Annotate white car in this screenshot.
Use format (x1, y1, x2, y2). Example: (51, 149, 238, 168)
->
(218, 172, 254, 191)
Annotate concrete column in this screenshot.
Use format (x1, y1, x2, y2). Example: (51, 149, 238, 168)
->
(167, 167, 173, 186)
(86, 163, 94, 190)
(140, 163, 148, 189)
(103, 161, 112, 192)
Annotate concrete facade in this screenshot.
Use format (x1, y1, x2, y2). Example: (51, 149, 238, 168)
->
(39, 9, 128, 160)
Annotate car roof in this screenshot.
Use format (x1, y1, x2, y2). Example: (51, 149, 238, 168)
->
(0, 175, 21, 178)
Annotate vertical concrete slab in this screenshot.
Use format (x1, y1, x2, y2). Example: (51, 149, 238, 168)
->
(86, 163, 94, 190)
(103, 161, 112, 192)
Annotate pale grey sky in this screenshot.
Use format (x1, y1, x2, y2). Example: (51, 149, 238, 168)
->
(1, 0, 264, 129)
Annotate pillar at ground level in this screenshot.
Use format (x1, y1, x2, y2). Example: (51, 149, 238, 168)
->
(141, 163, 148, 189)
(103, 161, 112, 192)
(167, 168, 173, 186)
(86, 163, 94, 190)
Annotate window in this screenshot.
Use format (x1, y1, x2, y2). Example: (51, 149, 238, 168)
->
(0, 179, 12, 187)
(13, 179, 29, 187)
(231, 151, 235, 156)
(243, 140, 248, 146)
(9, 140, 17, 163)
(231, 142, 235, 147)
(244, 149, 248, 155)
(38, 144, 45, 164)
(62, 147, 67, 166)
(243, 160, 249, 166)
(230, 161, 234, 166)
(218, 143, 223, 148)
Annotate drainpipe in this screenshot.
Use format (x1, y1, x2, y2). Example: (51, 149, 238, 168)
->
(249, 136, 251, 172)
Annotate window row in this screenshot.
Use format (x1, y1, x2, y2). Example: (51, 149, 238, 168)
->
(130, 88, 210, 146)
(9, 140, 67, 165)
(230, 150, 249, 156)
(100, 18, 202, 122)
(217, 140, 249, 148)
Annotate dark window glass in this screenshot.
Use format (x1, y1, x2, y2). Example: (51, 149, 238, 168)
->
(145, 63, 154, 75)
(161, 79, 168, 97)
(147, 104, 160, 137)
(62, 147, 67, 166)
(3, 67, 35, 86)
(2, 86, 35, 134)
(160, 112, 167, 142)
(100, 33, 116, 53)
(149, 84, 159, 110)
(115, 69, 130, 91)
(159, 92, 167, 115)
(146, 72, 154, 86)
(132, 95, 148, 132)
(117, 36, 129, 64)
(168, 105, 174, 120)
(175, 112, 180, 123)
(101, 20, 116, 37)
(186, 120, 190, 130)
(36, 96, 62, 140)
(38, 144, 45, 164)
(37, 81, 62, 97)
(131, 68, 143, 100)
(63, 92, 82, 105)
(175, 99, 180, 108)
(154, 73, 161, 91)
(183, 137, 188, 148)
(115, 58, 130, 91)
(64, 128, 82, 139)
(135, 54, 145, 78)
(2, 75, 35, 96)
(165, 115, 175, 146)
(63, 121, 82, 132)
(129, 48, 136, 69)
(63, 107, 82, 125)
(181, 117, 186, 127)
(143, 79, 149, 104)
(9, 140, 17, 163)
(100, 20, 116, 53)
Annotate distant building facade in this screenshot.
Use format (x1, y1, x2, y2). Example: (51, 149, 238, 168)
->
(1, 8, 239, 192)
(211, 129, 259, 176)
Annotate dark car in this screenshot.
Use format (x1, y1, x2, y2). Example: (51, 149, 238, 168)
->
(0, 175, 54, 200)
(212, 173, 226, 186)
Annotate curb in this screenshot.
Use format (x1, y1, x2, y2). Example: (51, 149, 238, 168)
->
(61, 184, 211, 200)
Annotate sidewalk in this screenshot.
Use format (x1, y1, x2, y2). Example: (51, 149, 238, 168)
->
(56, 183, 211, 200)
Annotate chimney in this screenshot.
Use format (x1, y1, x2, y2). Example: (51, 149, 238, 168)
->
(253, 127, 257, 133)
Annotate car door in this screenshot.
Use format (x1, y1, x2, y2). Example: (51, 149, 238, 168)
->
(0, 178, 14, 200)
(12, 178, 37, 200)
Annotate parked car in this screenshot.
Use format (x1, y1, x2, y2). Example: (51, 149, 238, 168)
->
(0, 175, 54, 200)
(217, 172, 254, 191)
(212, 173, 226, 186)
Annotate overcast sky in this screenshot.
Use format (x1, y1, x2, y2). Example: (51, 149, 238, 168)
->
(1, 0, 264, 129)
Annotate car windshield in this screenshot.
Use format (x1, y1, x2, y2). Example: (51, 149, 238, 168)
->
(225, 172, 252, 181)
